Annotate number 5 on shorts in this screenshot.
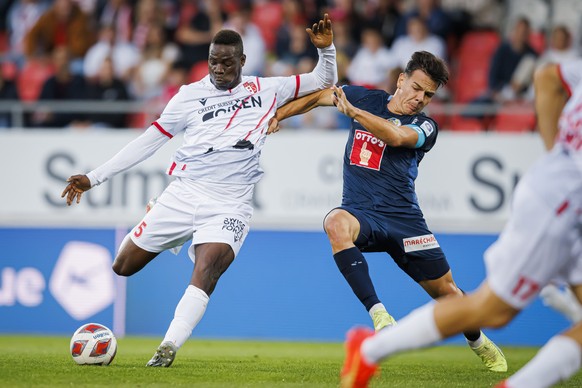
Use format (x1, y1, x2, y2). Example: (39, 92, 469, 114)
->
(134, 221, 147, 238)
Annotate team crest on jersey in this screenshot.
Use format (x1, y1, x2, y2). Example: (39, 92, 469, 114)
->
(243, 81, 258, 94)
(387, 118, 401, 126)
(349, 130, 386, 171)
(403, 234, 440, 253)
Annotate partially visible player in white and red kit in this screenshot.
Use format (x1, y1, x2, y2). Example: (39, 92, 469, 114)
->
(339, 59, 582, 388)
(61, 14, 337, 367)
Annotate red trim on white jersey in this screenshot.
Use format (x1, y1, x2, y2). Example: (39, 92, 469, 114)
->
(293, 75, 300, 99)
(557, 200, 570, 215)
(256, 77, 261, 91)
(181, 164, 187, 171)
(153, 121, 173, 139)
(557, 65, 572, 97)
(244, 96, 277, 140)
(224, 96, 252, 131)
(168, 162, 177, 175)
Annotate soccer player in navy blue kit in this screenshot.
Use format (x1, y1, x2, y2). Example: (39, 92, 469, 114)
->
(269, 51, 506, 374)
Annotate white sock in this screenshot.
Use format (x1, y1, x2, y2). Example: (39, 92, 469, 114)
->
(162, 285, 209, 349)
(369, 303, 387, 318)
(361, 302, 442, 364)
(467, 332, 484, 348)
(506, 335, 582, 388)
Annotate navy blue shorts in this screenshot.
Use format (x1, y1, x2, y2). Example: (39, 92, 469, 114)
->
(334, 206, 450, 282)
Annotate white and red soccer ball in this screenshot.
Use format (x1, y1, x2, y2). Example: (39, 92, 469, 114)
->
(70, 323, 117, 365)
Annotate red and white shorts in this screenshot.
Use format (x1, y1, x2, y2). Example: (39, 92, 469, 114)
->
(485, 147, 582, 309)
(129, 177, 253, 262)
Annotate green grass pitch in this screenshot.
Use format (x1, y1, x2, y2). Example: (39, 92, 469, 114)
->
(1, 336, 581, 387)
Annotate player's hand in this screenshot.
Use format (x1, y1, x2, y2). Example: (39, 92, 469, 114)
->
(332, 85, 358, 118)
(306, 13, 333, 49)
(267, 117, 280, 135)
(61, 174, 91, 206)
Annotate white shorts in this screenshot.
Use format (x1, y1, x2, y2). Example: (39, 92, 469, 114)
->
(485, 147, 582, 309)
(129, 177, 254, 262)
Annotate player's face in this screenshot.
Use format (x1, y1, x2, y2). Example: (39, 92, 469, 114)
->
(208, 44, 246, 90)
(392, 70, 438, 115)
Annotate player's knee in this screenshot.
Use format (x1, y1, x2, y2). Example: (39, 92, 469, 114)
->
(324, 214, 351, 245)
(112, 255, 132, 277)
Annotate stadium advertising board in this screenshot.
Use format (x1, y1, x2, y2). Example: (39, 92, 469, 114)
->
(0, 228, 117, 334)
(0, 131, 543, 232)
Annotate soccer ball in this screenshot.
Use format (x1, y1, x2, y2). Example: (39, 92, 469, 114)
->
(70, 323, 117, 365)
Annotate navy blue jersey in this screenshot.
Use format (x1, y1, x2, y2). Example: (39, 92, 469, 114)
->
(341, 85, 438, 215)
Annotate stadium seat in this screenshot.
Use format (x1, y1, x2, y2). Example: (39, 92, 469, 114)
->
(452, 30, 500, 104)
(1, 61, 17, 81)
(492, 102, 536, 132)
(16, 59, 54, 102)
(251, 1, 284, 51)
(448, 115, 487, 132)
(189, 60, 208, 83)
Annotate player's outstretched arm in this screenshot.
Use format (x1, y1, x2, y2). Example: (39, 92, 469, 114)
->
(61, 174, 91, 206)
(268, 89, 335, 134)
(306, 13, 333, 49)
(534, 63, 569, 151)
(332, 85, 419, 148)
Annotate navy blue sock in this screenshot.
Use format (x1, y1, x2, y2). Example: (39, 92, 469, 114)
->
(333, 247, 380, 311)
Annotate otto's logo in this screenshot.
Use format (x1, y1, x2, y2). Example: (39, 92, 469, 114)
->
(403, 234, 440, 253)
(244, 81, 258, 94)
(222, 217, 246, 242)
(349, 130, 386, 171)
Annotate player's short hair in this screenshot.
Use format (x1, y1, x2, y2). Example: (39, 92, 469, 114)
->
(404, 51, 449, 88)
(212, 29, 244, 56)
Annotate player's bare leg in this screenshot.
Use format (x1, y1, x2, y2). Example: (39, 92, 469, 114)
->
(112, 238, 159, 276)
(420, 272, 508, 372)
(325, 209, 396, 331)
(147, 242, 235, 367)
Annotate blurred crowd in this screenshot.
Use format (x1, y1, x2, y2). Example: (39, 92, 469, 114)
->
(0, 0, 580, 131)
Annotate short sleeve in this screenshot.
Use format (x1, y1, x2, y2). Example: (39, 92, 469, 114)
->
(412, 117, 438, 152)
(342, 85, 369, 104)
(153, 86, 189, 138)
(558, 59, 582, 97)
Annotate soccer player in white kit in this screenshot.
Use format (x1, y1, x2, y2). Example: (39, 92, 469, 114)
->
(339, 59, 582, 388)
(61, 15, 337, 367)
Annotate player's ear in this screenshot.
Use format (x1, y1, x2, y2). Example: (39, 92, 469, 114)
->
(240, 54, 246, 67)
(396, 73, 405, 89)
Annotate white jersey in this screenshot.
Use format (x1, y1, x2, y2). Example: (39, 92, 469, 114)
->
(557, 59, 582, 172)
(87, 44, 337, 188)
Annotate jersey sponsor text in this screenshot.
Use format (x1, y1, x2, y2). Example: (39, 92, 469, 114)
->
(403, 234, 440, 253)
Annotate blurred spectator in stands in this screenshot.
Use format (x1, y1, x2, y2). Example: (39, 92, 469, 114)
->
(536, 25, 580, 68)
(95, 0, 133, 43)
(346, 27, 396, 89)
(0, 65, 19, 128)
(24, 0, 95, 73)
(131, 0, 163, 51)
(394, 0, 451, 40)
(83, 23, 140, 83)
(6, 0, 49, 67)
(224, 4, 266, 76)
(175, 0, 222, 68)
(352, 0, 402, 47)
(488, 16, 538, 102)
(84, 57, 129, 128)
(31, 46, 87, 128)
(462, 16, 538, 124)
(272, 21, 318, 77)
(131, 23, 180, 99)
(391, 16, 446, 69)
(441, 0, 503, 31)
(275, 0, 309, 60)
